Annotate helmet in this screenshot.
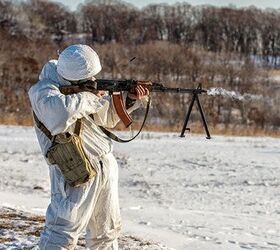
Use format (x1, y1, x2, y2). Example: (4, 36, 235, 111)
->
(57, 44, 102, 81)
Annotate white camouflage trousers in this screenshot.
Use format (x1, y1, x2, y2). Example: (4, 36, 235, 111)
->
(39, 153, 121, 250)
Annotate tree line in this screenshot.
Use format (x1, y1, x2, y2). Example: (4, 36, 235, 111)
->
(0, 0, 279, 133)
(3, 0, 280, 60)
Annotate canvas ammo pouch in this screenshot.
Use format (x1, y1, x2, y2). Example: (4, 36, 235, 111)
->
(33, 113, 96, 187)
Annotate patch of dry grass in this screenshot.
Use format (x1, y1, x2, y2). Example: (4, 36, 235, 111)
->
(0, 114, 279, 138)
(0, 113, 33, 126)
(268, 69, 280, 77)
(0, 207, 169, 249)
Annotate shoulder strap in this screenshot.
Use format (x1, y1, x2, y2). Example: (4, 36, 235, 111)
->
(32, 112, 82, 139)
(33, 112, 53, 140)
(74, 119, 82, 136)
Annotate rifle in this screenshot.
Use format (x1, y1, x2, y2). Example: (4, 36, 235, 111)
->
(60, 79, 211, 140)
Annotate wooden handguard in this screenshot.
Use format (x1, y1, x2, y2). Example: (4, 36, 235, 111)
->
(112, 93, 132, 128)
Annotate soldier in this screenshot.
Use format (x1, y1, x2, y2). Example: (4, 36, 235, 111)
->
(29, 44, 149, 249)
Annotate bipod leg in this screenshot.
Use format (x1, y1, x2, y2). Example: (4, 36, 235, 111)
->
(180, 93, 196, 137)
(196, 95, 211, 139)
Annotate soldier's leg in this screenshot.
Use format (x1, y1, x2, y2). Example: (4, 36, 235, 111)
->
(85, 153, 121, 250)
(39, 165, 102, 250)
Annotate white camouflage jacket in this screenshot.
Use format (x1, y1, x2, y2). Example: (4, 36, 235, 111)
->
(28, 60, 144, 159)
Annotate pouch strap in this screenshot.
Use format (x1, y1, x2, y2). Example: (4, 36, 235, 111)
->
(33, 112, 53, 140)
(74, 119, 82, 136)
(32, 111, 82, 139)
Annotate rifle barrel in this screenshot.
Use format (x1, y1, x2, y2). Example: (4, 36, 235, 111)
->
(151, 86, 207, 94)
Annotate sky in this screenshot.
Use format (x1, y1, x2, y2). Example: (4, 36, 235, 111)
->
(53, 0, 280, 11)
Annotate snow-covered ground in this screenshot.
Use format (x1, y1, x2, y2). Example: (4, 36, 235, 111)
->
(0, 125, 279, 249)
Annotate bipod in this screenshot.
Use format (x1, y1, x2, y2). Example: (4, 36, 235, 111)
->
(180, 84, 211, 139)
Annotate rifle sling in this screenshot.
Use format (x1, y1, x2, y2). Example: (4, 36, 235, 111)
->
(93, 96, 151, 143)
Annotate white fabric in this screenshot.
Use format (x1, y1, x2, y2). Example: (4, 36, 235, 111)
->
(57, 44, 102, 81)
(28, 60, 145, 249)
(39, 153, 120, 250)
(29, 60, 143, 156)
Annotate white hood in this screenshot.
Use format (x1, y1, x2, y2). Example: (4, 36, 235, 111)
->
(39, 60, 70, 86)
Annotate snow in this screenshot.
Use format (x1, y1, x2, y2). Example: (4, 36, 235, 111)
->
(0, 125, 279, 249)
(0, 207, 168, 250)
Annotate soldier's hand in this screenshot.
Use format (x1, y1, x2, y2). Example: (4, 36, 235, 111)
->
(128, 81, 151, 100)
(94, 90, 106, 97)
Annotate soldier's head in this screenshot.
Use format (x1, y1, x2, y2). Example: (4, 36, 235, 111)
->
(57, 44, 102, 82)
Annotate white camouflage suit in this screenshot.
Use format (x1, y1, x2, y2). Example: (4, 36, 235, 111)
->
(29, 57, 144, 249)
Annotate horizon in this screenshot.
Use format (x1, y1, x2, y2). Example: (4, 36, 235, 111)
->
(52, 0, 280, 11)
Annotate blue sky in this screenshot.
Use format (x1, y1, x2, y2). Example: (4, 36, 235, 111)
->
(54, 0, 280, 11)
